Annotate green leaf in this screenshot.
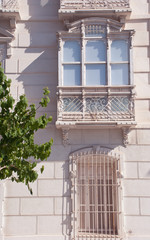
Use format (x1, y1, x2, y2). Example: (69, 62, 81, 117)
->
(40, 165, 44, 174)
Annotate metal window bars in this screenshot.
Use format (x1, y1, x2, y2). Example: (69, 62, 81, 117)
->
(0, 0, 19, 11)
(70, 150, 121, 240)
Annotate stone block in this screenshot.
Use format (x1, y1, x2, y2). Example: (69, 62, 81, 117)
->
(135, 110, 150, 123)
(123, 180, 150, 197)
(135, 100, 149, 111)
(5, 58, 18, 73)
(19, 0, 59, 19)
(18, 50, 57, 74)
(134, 31, 149, 46)
(36, 162, 54, 179)
(81, 129, 109, 145)
(109, 129, 122, 145)
(126, 21, 148, 32)
(133, 47, 149, 72)
(54, 161, 69, 179)
(140, 198, 150, 215)
(124, 197, 140, 215)
(134, 73, 150, 98)
(10, 84, 18, 100)
(128, 129, 137, 145)
(69, 129, 82, 145)
(5, 181, 37, 197)
(24, 84, 56, 101)
(130, 0, 149, 15)
(122, 146, 150, 162)
(4, 198, 20, 216)
(124, 216, 150, 235)
(4, 216, 36, 236)
(20, 198, 53, 215)
(48, 145, 71, 161)
(137, 130, 150, 144)
(38, 179, 70, 197)
(15, 72, 57, 86)
(124, 162, 138, 179)
(55, 197, 71, 215)
(139, 163, 150, 179)
(37, 216, 64, 235)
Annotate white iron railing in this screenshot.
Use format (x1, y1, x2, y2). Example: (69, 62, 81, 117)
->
(60, 0, 130, 9)
(0, 0, 19, 11)
(57, 86, 135, 124)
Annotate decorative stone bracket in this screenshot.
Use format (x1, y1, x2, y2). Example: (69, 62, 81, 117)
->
(122, 127, 130, 147)
(0, 27, 14, 58)
(62, 128, 69, 146)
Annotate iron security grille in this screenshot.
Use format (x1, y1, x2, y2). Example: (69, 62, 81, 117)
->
(70, 151, 122, 240)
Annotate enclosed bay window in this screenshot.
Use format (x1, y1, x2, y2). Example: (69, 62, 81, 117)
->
(56, 18, 136, 127)
(60, 20, 131, 87)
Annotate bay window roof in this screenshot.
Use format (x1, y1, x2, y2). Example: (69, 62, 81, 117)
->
(59, 0, 131, 21)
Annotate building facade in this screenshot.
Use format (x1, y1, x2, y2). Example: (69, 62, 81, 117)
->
(0, 0, 150, 239)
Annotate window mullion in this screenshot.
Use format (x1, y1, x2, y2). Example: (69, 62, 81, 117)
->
(129, 35, 134, 85)
(81, 23, 85, 86)
(58, 36, 63, 86)
(107, 38, 111, 86)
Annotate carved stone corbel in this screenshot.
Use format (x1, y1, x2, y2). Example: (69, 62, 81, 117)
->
(62, 128, 69, 146)
(10, 18, 16, 29)
(122, 127, 130, 147)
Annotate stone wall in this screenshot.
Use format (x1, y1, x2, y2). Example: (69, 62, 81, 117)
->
(2, 0, 150, 239)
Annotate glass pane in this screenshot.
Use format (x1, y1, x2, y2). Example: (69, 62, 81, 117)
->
(111, 40, 128, 62)
(111, 64, 128, 85)
(63, 65, 80, 86)
(86, 64, 106, 85)
(63, 41, 81, 62)
(86, 41, 106, 62)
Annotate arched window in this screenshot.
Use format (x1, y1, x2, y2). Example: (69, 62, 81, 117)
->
(69, 147, 122, 239)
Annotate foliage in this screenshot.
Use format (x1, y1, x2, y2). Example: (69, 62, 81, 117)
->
(0, 67, 53, 194)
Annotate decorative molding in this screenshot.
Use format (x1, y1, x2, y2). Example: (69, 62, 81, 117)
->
(62, 128, 69, 146)
(60, 0, 130, 9)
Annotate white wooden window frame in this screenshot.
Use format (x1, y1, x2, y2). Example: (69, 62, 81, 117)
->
(69, 147, 123, 240)
(58, 18, 134, 88)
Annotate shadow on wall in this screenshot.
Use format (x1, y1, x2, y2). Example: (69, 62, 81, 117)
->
(62, 161, 72, 236)
(16, 0, 71, 237)
(16, 0, 65, 124)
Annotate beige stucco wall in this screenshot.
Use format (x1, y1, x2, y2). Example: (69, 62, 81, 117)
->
(1, 0, 150, 240)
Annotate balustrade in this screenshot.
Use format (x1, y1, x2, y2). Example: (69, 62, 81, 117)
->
(0, 0, 19, 11)
(56, 86, 136, 127)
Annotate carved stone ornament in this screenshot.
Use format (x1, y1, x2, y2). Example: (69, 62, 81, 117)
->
(0, 46, 5, 61)
(122, 127, 130, 147)
(62, 128, 69, 146)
